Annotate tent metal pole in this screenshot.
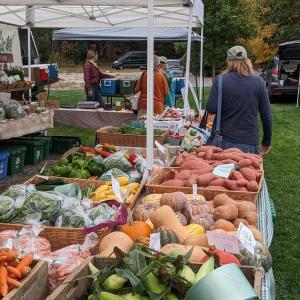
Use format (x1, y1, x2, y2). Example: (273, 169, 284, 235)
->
(146, 0, 154, 171)
(183, 5, 193, 115)
(27, 25, 32, 100)
(199, 25, 204, 113)
(297, 71, 300, 108)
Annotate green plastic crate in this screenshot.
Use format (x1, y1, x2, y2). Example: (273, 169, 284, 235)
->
(51, 136, 81, 154)
(4, 140, 43, 165)
(0, 146, 26, 175)
(34, 136, 52, 159)
(119, 78, 137, 95)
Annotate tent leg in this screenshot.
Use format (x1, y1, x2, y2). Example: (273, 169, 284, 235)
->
(297, 72, 300, 108)
(47, 37, 55, 100)
(146, 0, 154, 171)
(27, 26, 32, 101)
(199, 26, 204, 113)
(183, 5, 193, 115)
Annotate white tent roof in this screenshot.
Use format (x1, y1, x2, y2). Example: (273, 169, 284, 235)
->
(0, 1, 204, 28)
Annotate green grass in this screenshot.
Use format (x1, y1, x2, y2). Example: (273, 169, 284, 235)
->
(48, 89, 300, 298)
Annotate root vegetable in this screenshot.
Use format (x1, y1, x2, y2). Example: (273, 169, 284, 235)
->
(161, 179, 185, 187)
(224, 179, 239, 190)
(160, 192, 188, 211)
(233, 218, 249, 228)
(244, 212, 257, 225)
(197, 173, 216, 186)
(209, 178, 226, 187)
(213, 204, 238, 221)
(180, 160, 211, 171)
(247, 180, 259, 192)
(213, 219, 236, 231)
(240, 168, 257, 181)
(236, 179, 249, 186)
(183, 233, 209, 247)
(213, 194, 235, 207)
(238, 159, 252, 168)
(230, 171, 245, 181)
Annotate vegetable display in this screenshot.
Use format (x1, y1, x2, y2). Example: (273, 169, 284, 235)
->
(108, 124, 163, 136)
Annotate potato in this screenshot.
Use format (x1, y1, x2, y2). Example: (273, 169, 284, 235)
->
(240, 167, 257, 181)
(213, 204, 238, 221)
(196, 152, 205, 158)
(223, 147, 243, 153)
(204, 148, 214, 160)
(207, 186, 228, 191)
(247, 156, 261, 169)
(174, 154, 184, 167)
(237, 186, 248, 191)
(189, 166, 214, 176)
(247, 180, 259, 192)
(213, 219, 235, 231)
(213, 194, 235, 207)
(162, 179, 185, 187)
(197, 173, 216, 186)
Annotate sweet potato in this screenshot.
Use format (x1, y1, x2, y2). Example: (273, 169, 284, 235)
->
(174, 154, 184, 167)
(223, 154, 244, 162)
(209, 178, 226, 187)
(238, 159, 252, 168)
(212, 162, 223, 167)
(220, 159, 237, 164)
(162, 179, 185, 187)
(204, 148, 214, 160)
(237, 186, 248, 191)
(189, 166, 214, 176)
(180, 160, 211, 171)
(213, 194, 235, 207)
(230, 171, 245, 181)
(247, 156, 261, 169)
(224, 179, 239, 190)
(196, 152, 205, 158)
(182, 152, 196, 158)
(207, 186, 228, 191)
(211, 153, 224, 160)
(223, 148, 243, 153)
(184, 175, 199, 187)
(235, 201, 256, 218)
(236, 179, 249, 186)
(197, 173, 216, 186)
(240, 167, 257, 181)
(213, 204, 238, 221)
(175, 170, 192, 180)
(213, 219, 235, 231)
(247, 180, 259, 192)
(233, 218, 249, 227)
(244, 211, 257, 225)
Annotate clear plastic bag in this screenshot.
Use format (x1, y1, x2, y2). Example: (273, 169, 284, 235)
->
(99, 168, 130, 181)
(0, 195, 18, 222)
(103, 151, 132, 172)
(12, 217, 51, 259)
(0, 107, 5, 121)
(45, 233, 98, 291)
(4, 100, 26, 119)
(88, 203, 119, 226)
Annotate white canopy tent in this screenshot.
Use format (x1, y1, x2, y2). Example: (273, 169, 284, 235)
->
(0, 0, 204, 171)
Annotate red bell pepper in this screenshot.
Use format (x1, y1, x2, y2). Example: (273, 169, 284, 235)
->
(95, 148, 112, 158)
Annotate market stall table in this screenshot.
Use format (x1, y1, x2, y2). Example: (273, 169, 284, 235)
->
(0, 110, 54, 140)
(53, 108, 136, 129)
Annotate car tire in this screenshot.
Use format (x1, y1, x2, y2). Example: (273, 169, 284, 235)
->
(117, 65, 124, 70)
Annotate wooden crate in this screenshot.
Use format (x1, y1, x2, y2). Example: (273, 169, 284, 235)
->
(96, 126, 167, 148)
(47, 256, 263, 300)
(4, 260, 48, 300)
(146, 168, 264, 203)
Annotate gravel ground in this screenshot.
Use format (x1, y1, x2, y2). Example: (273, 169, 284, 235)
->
(0, 155, 60, 193)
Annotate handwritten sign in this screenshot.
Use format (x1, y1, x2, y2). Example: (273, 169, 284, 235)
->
(192, 184, 198, 200)
(207, 231, 240, 254)
(236, 223, 256, 255)
(149, 233, 161, 251)
(212, 163, 235, 178)
(155, 140, 166, 155)
(111, 175, 122, 202)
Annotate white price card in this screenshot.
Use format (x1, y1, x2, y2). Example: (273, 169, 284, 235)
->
(149, 233, 161, 251)
(236, 223, 256, 255)
(155, 140, 167, 154)
(212, 163, 235, 178)
(207, 231, 240, 254)
(111, 175, 123, 202)
(192, 184, 198, 200)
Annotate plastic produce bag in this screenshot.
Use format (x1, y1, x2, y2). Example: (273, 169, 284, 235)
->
(88, 203, 119, 226)
(99, 168, 130, 181)
(12, 218, 51, 259)
(45, 233, 98, 291)
(2, 184, 35, 202)
(181, 126, 208, 152)
(103, 151, 132, 172)
(0, 107, 5, 121)
(128, 170, 143, 183)
(0, 195, 18, 222)
(4, 100, 26, 119)
(0, 230, 18, 247)
(54, 183, 82, 200)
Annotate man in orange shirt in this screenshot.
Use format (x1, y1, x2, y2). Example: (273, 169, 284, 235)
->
(135, 56, 168, 116)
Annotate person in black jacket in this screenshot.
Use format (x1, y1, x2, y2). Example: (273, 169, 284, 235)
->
(206, 46, 272, 155)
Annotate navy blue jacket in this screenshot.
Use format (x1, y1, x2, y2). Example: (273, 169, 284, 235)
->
(206, 71, 272, 146)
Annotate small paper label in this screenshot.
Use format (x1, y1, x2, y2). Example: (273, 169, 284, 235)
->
(192, 184, 197, 200)
(111, 175, 122, 202)
(155, 141, 166, 154)
(236, 223, 256, 255)
(212, 163, 235, 178)
(149, 233, 161, 251)
(207, 231, 240, 254)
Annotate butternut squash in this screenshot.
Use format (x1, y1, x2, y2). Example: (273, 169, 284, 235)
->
(149, 205, 191, 243)
(99, 231, 133, 257)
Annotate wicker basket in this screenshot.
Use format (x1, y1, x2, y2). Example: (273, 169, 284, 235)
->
(0, 83, 8, 90)
(96, 126, 167, 147)
(147, 167, 264, 203)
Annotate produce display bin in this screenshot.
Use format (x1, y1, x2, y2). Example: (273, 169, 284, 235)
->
(100, 79, 120, 95)
(147, 167, 264, 203)
(0, 151, 9, 180)
(119, 78, 137, 95)
(0, 146, 26, 175)
(3, 260, 48, 300)
(51, 136, 81, 154)
(47, 256, 262, 300)
(4, 140, 43, 165)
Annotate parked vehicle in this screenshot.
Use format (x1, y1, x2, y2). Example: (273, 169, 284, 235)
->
(112, 51, 148, 70)
(167, 59, 184, 77)
(261, 40, 300, 100)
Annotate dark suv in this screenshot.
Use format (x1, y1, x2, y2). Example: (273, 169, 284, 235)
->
(112, 51, 147, 70)
(261, 40, 300, 100)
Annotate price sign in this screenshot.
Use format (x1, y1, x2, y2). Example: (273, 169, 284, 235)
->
(149, 233, 161, 251)
(155, 141, 167, 155)
(192, 184, 198, 200)
(111, 175, 123, 202)
(236, 223, 256, 255)
(207, 231, 240, 254)
(212, 163, 235, 178)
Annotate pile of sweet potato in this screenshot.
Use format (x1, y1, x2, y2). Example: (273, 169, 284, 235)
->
(161, 146, 263, 192)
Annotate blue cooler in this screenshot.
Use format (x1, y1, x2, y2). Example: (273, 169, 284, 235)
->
(0, 151, 10, 180)
(176, 78, 185, 94)
(48, 64, 58, 80)
(101, 79, 119, 95)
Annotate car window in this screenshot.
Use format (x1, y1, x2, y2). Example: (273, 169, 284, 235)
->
(168, 60, 181, 67)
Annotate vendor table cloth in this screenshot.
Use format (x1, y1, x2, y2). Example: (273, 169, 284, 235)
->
(257, 180, 276, 300)
(54, 108, 136, 129)
(0, 110, 54, 140)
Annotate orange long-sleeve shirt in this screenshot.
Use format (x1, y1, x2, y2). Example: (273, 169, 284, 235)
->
(135, 71, 168, 114)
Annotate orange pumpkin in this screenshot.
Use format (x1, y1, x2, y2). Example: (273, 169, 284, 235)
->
(120, 221, 153, 241)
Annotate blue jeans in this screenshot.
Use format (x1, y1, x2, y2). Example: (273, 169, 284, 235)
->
(85, 85, 104, 108)
(221, 141, 259, 154)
